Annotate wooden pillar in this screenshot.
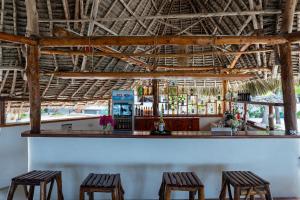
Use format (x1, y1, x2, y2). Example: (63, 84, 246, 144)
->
(152, 79, 159, 116)
(108, 99, 111, 115)
(26, 45, 41, 133)
(279, 0, 298, 134)
(268, 105, 275, 130)
(25, 0, 40, 133)
(0, 99, 5, 125)
(222, 80, 228, 113)
(243, 103, 247, 121)
(279, 42, 297, 134)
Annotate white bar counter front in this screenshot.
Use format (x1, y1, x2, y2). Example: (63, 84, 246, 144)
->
(26, 131, 300, 200)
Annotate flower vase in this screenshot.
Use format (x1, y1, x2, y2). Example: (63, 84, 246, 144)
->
(231, 127, 237, 136)
(104, 123, 113, 134)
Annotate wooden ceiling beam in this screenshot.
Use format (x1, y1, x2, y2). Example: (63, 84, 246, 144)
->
(0, 32, 37, 45)
(39, 35, 289, 47)
(48, 71, 255, 80)
(40, 48, 274, 58)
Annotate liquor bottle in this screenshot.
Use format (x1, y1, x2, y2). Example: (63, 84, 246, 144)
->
(135, 106, 138, 116)
(141, 107, 144, 116)
(218, 104, 222, 114)
(159, 113, 165, 132)
(161, 104, 164, 115)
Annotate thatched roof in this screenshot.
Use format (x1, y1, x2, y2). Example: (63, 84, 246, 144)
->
(0, 0, 299, 104)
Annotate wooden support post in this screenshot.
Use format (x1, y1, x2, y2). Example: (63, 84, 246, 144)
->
(243, 103, 247, 121)
(152, 79, 159, 116)
(26, 45, 41, 133)
(108, 99, 111, 115)
(280, 42, 297, 133)
(268, 105, 275, 130)
(25, 0, 40, 133)
(280, 0, 298, 134)
(222, 80, 228, 113)
(0, 99, 5, 125)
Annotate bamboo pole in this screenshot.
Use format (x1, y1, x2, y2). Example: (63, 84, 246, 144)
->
(39, 35, 289, 47)
(48, 71, 255, 80)
(40, 48, 274, 58)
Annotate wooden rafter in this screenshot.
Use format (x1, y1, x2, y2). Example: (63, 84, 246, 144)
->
(40, 48, 274, 58)
(38, 35, 289, 47)
(49, 71, 255, 80)
(38, 9, 300, 23)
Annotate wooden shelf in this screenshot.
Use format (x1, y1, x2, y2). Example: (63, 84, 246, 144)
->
(226, 100, 284, 106)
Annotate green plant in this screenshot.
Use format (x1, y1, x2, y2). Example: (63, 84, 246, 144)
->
(297, 111, 300, 119)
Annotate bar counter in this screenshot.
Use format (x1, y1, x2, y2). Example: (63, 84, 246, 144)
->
(21, 130, 300, 138)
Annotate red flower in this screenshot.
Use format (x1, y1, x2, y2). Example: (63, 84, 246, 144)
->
(99, 115, 114, 126)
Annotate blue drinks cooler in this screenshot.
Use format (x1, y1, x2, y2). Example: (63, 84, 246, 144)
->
(112, 90, 134, 134)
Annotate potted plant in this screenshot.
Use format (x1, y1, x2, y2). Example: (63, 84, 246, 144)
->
(99, 115, 114, 134)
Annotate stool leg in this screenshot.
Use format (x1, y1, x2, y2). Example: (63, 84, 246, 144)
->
(55, 174, 64, 200)
(47, 180, 54, 200)
(28, 186, 35, 200)
(112, 189, 118, 200)
(265, 185, 272, 200)
(189, 191, 195, 200)
(159, 183, 164, 200)
(219, 175, 227, 200)
(233, 187, 241, 200)
(40, 182, 47, 200)
(88, 192, 94, 200)
(198, 186, 205, 200)
(164, 187, 171, 200)
(6, 182, 17, 200)
(79, 189, 85, 200)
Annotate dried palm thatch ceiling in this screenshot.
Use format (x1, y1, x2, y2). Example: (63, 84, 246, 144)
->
(0, 0, 299, 102)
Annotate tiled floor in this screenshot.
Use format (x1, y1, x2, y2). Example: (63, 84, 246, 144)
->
(0, 186, 25, 200)
(0, 186, 298, 200)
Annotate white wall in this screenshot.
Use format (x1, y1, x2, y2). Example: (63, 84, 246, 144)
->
(0, 125, 28, 188)
(28, 137, 300, 200)
(0, 118, 100, 189)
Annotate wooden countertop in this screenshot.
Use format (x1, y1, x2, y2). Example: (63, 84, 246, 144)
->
(21, 130, 300, 138)
(135, 115, 222, 119)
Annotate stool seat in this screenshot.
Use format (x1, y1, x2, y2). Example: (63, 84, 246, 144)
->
(80, 173, 124, 200)
(7, 170, 64, 200)
(13, 170, 61, 185)
(163, 172, 203, 187)
(159, 172, 205, 200)
(223, 171, 269, 187)
(219, 171, 272, 200)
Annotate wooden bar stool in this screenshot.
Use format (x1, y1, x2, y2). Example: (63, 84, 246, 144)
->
(80, 173, 124, 200)
(7, 170, 64, 200)
(219, 171, 272, 200)
(159, 172, 205, 200)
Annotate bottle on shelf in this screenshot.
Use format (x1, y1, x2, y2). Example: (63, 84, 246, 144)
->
(141, 106, 144, 116)
(135, 105, 137, 116)
(218, 104, 222, 114)
(159, 113, 165, 132)
(161, 104, 164, 115)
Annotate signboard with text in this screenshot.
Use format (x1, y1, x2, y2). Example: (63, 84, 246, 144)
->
(112, 90, 134, 102)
